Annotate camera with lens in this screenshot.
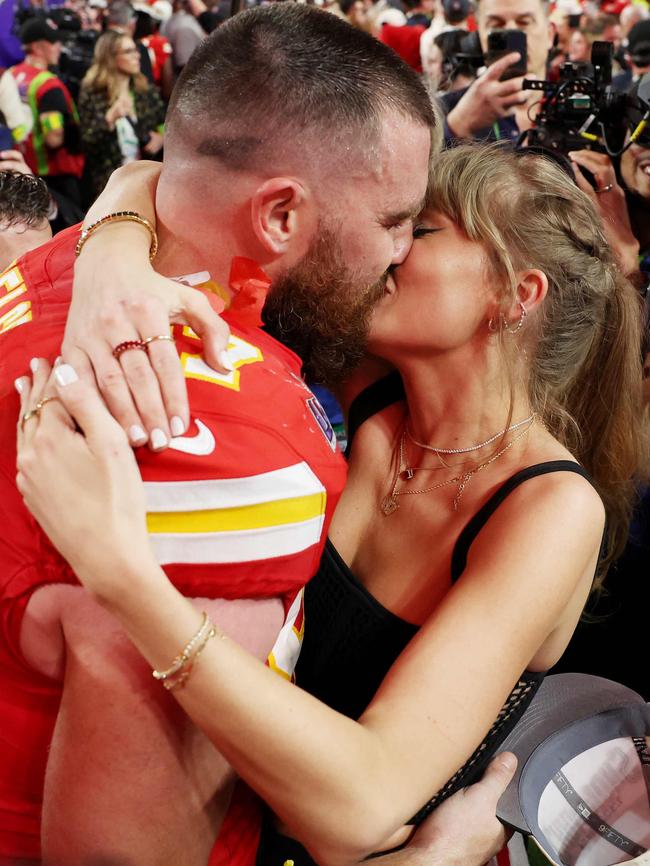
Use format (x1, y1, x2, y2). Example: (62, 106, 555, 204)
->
(435, 29, 484, 86)
(520, 41, 650, 157)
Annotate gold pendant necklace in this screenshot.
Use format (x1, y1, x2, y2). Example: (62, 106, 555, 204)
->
(380, 416, 535, 516)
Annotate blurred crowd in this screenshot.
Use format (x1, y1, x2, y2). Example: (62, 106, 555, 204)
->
(0, 0, 649, 232)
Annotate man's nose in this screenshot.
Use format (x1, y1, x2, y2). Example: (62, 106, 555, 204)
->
(391, 225, 414, 265)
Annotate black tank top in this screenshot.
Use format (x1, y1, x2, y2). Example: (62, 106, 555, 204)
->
(297, 377, 598, 823)
(297, 461, 597, 822)
(256, 380, 599, 865)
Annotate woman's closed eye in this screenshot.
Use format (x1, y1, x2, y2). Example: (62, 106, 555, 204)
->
(412, 226, 442, 239)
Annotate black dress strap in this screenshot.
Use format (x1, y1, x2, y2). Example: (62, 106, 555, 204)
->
(344, 371, 405, 458)
(450, 461, 596, 582)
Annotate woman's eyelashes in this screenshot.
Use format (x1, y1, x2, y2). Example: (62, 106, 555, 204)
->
(412, 226, 442, 239)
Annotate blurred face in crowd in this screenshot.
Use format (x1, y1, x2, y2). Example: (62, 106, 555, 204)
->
(620, 142, 650, 202)
(602, 22, 622, 49)
(568, 30, 590, 63)
(422, 41, 444, 87)
(30, 38, 62, 67)
(477, 0, 553, 78)
(345, 0, 368, 29)
(551, 14, 574, 51)
(114, 36, 141, 76)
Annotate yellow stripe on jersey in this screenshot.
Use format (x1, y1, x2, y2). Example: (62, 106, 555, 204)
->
(144, 462, 328, 565)
(146, 492, 325, 534)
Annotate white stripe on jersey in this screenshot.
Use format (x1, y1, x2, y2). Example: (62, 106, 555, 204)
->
(149, 515, 325, 564)
(144, 462, 325, 512)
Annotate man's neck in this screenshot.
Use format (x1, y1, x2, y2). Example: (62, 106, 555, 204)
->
(26, 54, 48, 69)
(153, 215, 250, 297)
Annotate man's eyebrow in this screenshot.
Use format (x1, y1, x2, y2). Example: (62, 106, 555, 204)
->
(379, 199, 425, 225)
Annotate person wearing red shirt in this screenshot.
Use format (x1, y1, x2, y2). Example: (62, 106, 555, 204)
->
(0, 6, 433, 865)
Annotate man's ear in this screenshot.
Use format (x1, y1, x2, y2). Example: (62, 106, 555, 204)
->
(250, 178, 310, 255)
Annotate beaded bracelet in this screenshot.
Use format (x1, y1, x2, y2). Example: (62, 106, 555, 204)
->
(75, 211, 158, 262)
(152, 612, 219, 692)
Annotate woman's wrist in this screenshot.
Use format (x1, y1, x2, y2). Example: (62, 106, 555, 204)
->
(79, 550, 166, 614)
(74, 222, 153, 299)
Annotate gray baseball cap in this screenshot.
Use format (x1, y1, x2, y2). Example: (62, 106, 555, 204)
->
(497, 673, 650, 866)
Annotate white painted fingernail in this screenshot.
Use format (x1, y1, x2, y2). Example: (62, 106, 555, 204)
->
(14, 378, 25, 394)
(128, 425, 148, 445)
(54, 364, 79, 387)
(218, 351, 235, 372)
(170, 416, 185, 437)
(29, 358, 39, 374)
(150, 428, 168, 450)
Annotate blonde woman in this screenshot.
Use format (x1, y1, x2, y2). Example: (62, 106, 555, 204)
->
(16, 144, 646, 866)
(78, 30, 165, 198)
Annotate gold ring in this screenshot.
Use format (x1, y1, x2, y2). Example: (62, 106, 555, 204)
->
(143, 334, 175, 348)
(21, 408, 40, 428)
(21, 395, 59, 429)
(595, 183, 614, 194)
(35, 395, 59, 412)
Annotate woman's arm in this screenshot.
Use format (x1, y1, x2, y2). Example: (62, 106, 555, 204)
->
(63, 160, 230, 447)
(17, 363, 604, 866)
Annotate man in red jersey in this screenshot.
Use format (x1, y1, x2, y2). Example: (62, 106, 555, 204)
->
(0, 6, 434, 865)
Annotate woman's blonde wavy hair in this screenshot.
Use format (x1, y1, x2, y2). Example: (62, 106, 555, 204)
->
(427, 143, 647, 585)
(82, 30, 148, 104)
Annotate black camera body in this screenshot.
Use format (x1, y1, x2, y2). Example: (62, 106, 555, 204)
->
(522, 41, 629, 155)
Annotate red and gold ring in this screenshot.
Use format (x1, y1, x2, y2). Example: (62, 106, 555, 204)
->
(112, 339, 147, 360)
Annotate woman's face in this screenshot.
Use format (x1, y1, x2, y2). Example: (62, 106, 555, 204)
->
(114, 37, 141, 76)
(367, 210, 495, 360)
(568, 31, 589, 62)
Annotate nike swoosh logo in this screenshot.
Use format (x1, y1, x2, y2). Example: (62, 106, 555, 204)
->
(168, 419, 216, 456)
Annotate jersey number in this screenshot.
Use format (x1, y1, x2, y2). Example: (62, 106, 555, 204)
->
(180, 329, 263, 391)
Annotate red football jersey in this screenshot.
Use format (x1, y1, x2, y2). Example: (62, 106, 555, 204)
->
(0, 227, 347, 861)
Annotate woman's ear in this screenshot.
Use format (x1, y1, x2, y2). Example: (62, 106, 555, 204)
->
(504, 269, 548, 325)
(250, 178, 309, 255)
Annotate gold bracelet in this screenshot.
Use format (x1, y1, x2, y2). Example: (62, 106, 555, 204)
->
(162, 624, 218, 692)
(152, 612, 220, 691)
(75, 211, 158, 262)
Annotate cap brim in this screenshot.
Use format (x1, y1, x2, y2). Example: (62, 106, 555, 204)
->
(496, 673, 645, 833)
(518, 704, 650, 865)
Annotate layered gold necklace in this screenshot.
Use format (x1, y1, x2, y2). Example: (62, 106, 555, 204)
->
(380, 415, 536, 516)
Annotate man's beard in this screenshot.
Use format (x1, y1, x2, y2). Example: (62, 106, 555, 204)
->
(262, 227, 388, 387)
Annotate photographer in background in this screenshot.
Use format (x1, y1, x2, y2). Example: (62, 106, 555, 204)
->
(441, 0, 553, 144)
(567, 75, 650, 295)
